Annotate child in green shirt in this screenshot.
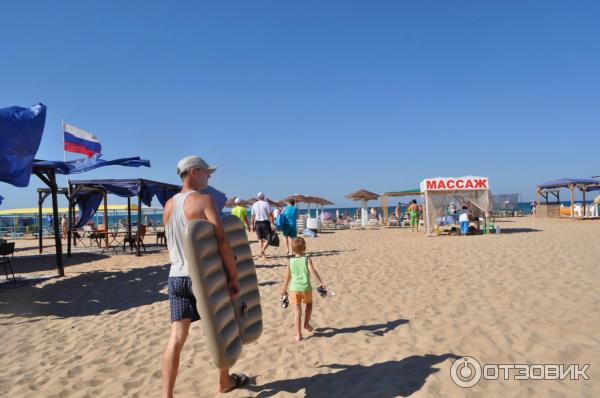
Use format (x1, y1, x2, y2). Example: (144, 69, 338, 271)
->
(280, 237, 326, 341)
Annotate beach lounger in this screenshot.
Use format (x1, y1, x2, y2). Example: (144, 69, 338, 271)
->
(296, 218, 306, 234)
(367, 219, 380, 229)
(349, 221, 364, 229)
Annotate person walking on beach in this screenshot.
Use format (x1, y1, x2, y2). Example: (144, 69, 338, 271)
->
(280, 237, 326, 341)
(231, 198, 250, 232)
(251, 192, 275, 260)
(530, 200, 537, 215)
(459, 205, 470, 236)
(162, 156, 247, 397)
(60, 214, 68, 239)
(394, 203, 401, 222)
(282, 199, 298, 255)
(407, 199, 419, 232)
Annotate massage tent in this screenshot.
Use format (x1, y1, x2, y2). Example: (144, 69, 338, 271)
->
(420, 176, 493, 235)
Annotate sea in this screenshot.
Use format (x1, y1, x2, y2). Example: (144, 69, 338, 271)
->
(0, 202, 591, 236)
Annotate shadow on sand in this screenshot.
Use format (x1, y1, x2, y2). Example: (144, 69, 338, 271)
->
(0, 264, 169, 319)
(255, 263, 286, 269)
(309, 249, 356, 258)
(308, 319, 409, 339)
(247, 353, 459, 397)
(259, 281, 279, 287)
(496, 227, 541, 234)
(8, 252, 112, 274)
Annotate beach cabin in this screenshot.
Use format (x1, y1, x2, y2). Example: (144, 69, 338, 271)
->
(535, 178, 600, 219)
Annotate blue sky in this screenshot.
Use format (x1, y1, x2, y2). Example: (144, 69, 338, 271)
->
(2, 1, 599, 208)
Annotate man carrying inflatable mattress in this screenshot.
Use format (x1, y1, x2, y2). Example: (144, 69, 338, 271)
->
(162, 156, 249, 396)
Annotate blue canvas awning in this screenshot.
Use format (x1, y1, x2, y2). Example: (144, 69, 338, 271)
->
(538, 178, 600, 191)
(0, 103, 46, 187)
(68, 179, 226, 228)
(34, 156, 150, 175)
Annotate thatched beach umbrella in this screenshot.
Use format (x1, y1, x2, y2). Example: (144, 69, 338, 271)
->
(345, 189, 379, 227)
(280, 194, 309, 204)
(280, 194, 312, 217)
(310, 196, 334, 219)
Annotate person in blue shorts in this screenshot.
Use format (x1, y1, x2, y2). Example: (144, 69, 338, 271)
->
(282, 199, 298, 255)
(459, 205, 470, 235)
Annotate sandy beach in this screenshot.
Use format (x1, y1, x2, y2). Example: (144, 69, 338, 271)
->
(0, 216, 598, 397)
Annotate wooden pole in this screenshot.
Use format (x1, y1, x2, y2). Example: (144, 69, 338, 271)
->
(425, 192, 430, 235)
(38, 191, 43, 254)
(136, 195, 142, 257)
(569, 185, 574, 218)
(582, 189, 586, 217)
(381, 195, 388, 225)
(67, 184, 73, 256)
(127, 196, 132, 237)
(49, 170, 64, 276)
(103, 192, 109, 247)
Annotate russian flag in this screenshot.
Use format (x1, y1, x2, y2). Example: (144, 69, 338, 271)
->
(64, 123, 102, 158)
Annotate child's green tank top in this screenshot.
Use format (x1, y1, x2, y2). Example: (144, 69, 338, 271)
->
(289, 256, 312, 292)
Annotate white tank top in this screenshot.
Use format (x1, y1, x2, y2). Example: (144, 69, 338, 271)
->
(167, 191, 195, 277)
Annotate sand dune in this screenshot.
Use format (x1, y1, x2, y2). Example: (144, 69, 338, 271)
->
(1, 217, 598, 397)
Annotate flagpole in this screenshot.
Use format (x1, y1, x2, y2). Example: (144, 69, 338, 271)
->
(62, 120, 70, 189)
(62, 120, 72, 241)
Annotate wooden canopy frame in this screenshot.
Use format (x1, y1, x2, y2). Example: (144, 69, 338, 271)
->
(31, 164, 65, 276)
(66, 179, 179, 257)
(380, 189, 421, 225)
(536, 180, 600, 218)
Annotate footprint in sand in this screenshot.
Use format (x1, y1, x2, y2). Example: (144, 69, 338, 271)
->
(67, 366, 82, 378)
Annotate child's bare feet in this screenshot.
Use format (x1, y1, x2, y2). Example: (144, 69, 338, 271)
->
(304, 323, 314, 332)
(294, 335, 302, 342)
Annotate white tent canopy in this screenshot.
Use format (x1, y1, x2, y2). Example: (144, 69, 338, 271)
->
(420, 176, 493, 235)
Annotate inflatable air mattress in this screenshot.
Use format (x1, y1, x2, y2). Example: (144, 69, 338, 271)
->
(184, 215, 263, 369)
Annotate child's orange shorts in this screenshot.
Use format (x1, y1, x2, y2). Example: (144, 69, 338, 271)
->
(289, 291, 313, 304)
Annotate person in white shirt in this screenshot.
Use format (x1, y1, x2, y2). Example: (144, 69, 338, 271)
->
(251, 192, 275, 259)
(459, 205, 470, 235)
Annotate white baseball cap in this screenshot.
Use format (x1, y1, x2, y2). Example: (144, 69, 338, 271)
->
(234, 197, 241, 204)
(176, 156, 216, 176)
(257, 192, 265, 199)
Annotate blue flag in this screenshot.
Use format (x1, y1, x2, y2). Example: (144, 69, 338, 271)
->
(0, 103, 47, 187)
